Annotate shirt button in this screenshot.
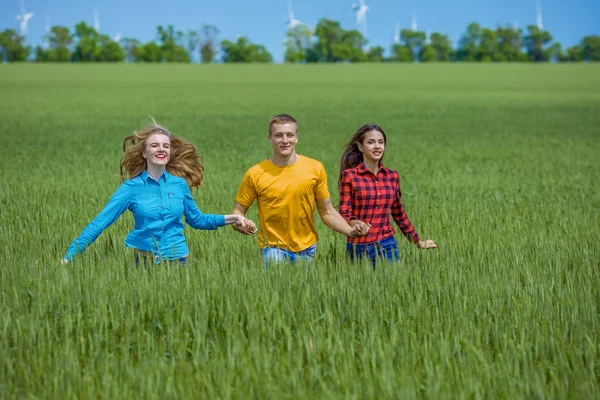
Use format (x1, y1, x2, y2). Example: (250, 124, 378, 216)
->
(377, 193, 380, 195)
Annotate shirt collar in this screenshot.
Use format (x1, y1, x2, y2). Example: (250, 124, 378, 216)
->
(141, 169, 169, 183)
(356, 161, 388, 175)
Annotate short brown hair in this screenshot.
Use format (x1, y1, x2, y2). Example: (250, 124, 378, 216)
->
(269, 114, 297, 134)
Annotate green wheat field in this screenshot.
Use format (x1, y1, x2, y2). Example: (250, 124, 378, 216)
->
(1, 64, 599, 399)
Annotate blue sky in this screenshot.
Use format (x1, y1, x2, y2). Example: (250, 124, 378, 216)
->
(2, 0, 598, 62)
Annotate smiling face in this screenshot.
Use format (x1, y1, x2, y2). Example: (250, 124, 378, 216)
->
(358, 129, 386, 164)
(142, 133, 171, 168)
(268, 122, 298, 158)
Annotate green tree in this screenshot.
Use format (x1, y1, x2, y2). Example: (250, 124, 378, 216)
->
(98, 40, 125, 62)
(121, 38, 143, 62)
(35, 26, 72, 62)
(523, 25, 553, 62)
(419, 45, 436, 62)
(546, 42, 566, 62)
(140, 42, 162, 62)
(220, 36, 272, 63)
(366, 46, 384, 62)
(199, 24, 219, 63)
(72, 22, 100, 61)
(72, 21, 124, 62)
(390, 44, 412, 62)
(495, 25, 525, 61)
(479, 28, 497, 61)
(333, 29, 367, 62)
(457, 22, 482, 61)
(311, 19, 345, 62)
(187, 30, 199, 62)
(400, 29, 426, 61)
(582, 35, 600, 61)
(429, 32, 453, 61)
(284, 23, 313, 63)
(156, 25, 190, 62)
(566, 45, 583, 61)
(309, 20, 367, 62)
(0, 29, 30, 62)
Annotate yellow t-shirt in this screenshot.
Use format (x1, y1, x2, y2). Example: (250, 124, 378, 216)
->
(235, 155, 331, 252)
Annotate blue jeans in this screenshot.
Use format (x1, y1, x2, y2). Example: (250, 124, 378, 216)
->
(261, 244, 317, 269)
(135, 251, 187, 267)
(346, 236, 399, 269)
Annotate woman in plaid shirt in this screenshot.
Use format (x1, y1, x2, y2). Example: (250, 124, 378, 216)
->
(338, 124, 437, 268)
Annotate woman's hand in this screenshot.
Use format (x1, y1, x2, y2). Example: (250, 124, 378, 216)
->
(417, 239, 438, 249)
(229, 214, 257, 235)
(349, 220, 371, 237)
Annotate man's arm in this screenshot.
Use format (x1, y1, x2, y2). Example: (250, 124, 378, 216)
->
(232, 202, 249, 217)
(231, 202, 256, 234)
(316, 198, 369, 237)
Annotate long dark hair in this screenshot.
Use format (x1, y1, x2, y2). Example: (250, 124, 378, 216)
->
(338, 124, 387, 185)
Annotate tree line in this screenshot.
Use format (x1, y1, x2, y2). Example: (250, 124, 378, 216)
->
(1, 19, 599, 63)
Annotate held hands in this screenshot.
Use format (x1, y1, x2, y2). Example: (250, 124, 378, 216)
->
(231, 215, 258, 235)
(349, 220, 371, 237)
(417, 239, 438, 249)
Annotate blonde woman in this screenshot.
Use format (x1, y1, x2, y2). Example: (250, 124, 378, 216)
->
(62, 120, 256, 266)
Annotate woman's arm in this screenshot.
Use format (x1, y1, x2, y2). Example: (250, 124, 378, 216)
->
(183, 184, 256, 233)
(391, 179, 437, 249)
(62, 183, 131, 263)
(391, 185, 420, 244)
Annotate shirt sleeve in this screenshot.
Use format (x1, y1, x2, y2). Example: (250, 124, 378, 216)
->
(391, 176, 420, 244)
(316, 162, 331, 200)
(338, 170, 356, 223)
(235, 169, 257, 207)
(183, 183, 226, 230)
(64, 182, 131, 261)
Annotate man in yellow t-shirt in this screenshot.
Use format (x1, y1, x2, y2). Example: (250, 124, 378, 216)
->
(232, 114, 370, 267)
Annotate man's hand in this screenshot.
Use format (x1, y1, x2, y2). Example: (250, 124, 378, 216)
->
(417, 239, 438, 249)
(231, 215, 257, 235)
(349, 220, 371, 237)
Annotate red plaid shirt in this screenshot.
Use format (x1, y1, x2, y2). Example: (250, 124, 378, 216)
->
(339, 162, 420, 245)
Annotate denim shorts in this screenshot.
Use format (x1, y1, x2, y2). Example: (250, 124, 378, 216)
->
(261, 243, 316, 269)
(346, 235, 399, 269)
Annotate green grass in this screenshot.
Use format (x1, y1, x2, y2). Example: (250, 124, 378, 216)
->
(1, 63, 599, 399)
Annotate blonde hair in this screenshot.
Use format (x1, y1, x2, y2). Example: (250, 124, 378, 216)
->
(268, 114, 298, 134)
(120, 120, 204, 189)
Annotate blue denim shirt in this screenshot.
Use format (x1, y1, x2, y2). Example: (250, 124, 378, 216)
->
(64, 170, 225, 261)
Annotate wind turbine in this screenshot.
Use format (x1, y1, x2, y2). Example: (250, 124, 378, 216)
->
(15, 0, 34, 38)
(286, 0, 302, 29)
(411, 8, 417, 32)
(352, 0, 369, 35)
(93, 7, 100, 32)
(536, 0, 543, 29)
(44, 16, 50, 48)
(394, 22, 401, 44)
